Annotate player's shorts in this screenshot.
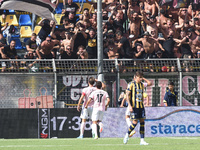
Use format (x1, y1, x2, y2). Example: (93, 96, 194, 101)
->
(130, 107, 146, 120)
(80, 107, 93, 120)
(92, 109, 104, 121)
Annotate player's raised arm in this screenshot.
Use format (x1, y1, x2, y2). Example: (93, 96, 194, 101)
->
(143, 77, 152, 86)
(95, 79, 106, 89)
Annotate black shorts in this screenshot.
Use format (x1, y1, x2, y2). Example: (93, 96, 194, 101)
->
(130, 107, 146, 120)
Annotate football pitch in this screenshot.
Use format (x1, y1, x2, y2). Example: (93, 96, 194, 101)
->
(0, 137, 199, 150)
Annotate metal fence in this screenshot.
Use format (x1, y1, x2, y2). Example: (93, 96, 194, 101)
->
(0, 59, 199, 108)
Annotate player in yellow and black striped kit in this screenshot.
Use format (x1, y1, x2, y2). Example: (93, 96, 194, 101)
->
(123, 71, 152, 145)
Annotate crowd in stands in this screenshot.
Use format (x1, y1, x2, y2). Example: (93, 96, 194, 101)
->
(0, 0, 200, 72)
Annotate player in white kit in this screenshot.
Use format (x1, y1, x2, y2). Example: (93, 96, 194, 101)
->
(77, 77, 105, 138)
(85, 81, 110, 139)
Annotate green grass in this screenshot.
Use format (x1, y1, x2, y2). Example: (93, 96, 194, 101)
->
(0, 137, 199, 150)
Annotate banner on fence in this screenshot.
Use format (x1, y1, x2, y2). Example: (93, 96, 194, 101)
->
(101, 106, 200, 138)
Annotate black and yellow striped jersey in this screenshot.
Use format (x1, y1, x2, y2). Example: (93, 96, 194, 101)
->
(127, 81, 145, 108)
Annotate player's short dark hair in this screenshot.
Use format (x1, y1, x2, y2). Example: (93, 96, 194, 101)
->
(96, 81, 102, 89)
(88, 77, 95, 85)
(169, 81, 174, 86)
(135, 71, 143, 77)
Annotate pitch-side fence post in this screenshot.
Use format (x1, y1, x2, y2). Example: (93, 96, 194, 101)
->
(177, 58, 182, 106)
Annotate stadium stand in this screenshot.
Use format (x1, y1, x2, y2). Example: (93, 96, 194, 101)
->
(33, 25, 42, 35)
(5, 14, 19, 26)
(19, 14, 32, 26)
(20, 26, 32, 38)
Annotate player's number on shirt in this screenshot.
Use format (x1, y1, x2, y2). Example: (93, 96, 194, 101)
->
(97, 94, 103, 103)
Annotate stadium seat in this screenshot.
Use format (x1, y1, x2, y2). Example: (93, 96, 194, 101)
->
(23, 38, 30, 49)
(54, 14, 62, 25)
(20, 26, 32, 38)
(36, 16, 42, 25)
(5, 15, 19, 26)
(19, 14, 32, 26)
(74, 0, 79, 2)
(33, 25, 42, 35)
(9, 38, 23, 50)
(55, 3, 63, 14)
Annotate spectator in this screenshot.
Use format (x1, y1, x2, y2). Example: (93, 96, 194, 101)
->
(59, 44, 77, 59)
(79, 6, 93, 21)
(63, 0, 80, 16)
(115, 30, 132, 58)
(36, 36, 59, 59)
(187, 28, 200, 57)
(68, 12, 79, 26)
(59, 17, 74, 32)
(106, 40, 119, 59)
(128, 0, 140, 14)
(0, 31, 7, 50)
(127, 6, 141, 40)
(160, 18, 183, 39)
(76, 45, 88, 59)
(134, 43, 146, 59)
(61, 28, 78, 52)
(105, 29, 115, 43)
(173, 46, 182, 58)
(0, 40, 18, 59)
(155, 50, 163, 59)
(178, 8, 189, 25)
(37, 19, 56, 45)
(81, 28, 97, 59)
(142, 10, 159, 38)
(26, 33, 37, 55)
(143, 0, 156, 16)
(132, 31, 165, 59)
(161, 30, 176, 58)
(108, 11, 126, 33)
(102, 10, 109, 21)
(0, 40, 18, 72)
(90, 13, 97, 30)
(156, 9, 168, 29)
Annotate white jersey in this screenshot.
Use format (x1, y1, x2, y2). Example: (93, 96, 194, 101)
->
(89, 89, 109, 111)
(82, 86, 97, 107)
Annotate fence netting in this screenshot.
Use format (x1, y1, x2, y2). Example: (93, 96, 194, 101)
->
(0, 59, 199, 108)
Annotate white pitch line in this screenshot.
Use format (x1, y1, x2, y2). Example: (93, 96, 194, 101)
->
(0, 145, 73, 148)
(165, 137, 199, 140)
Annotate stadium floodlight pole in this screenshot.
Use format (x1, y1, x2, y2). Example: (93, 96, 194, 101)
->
(97, 0, 103, 82)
